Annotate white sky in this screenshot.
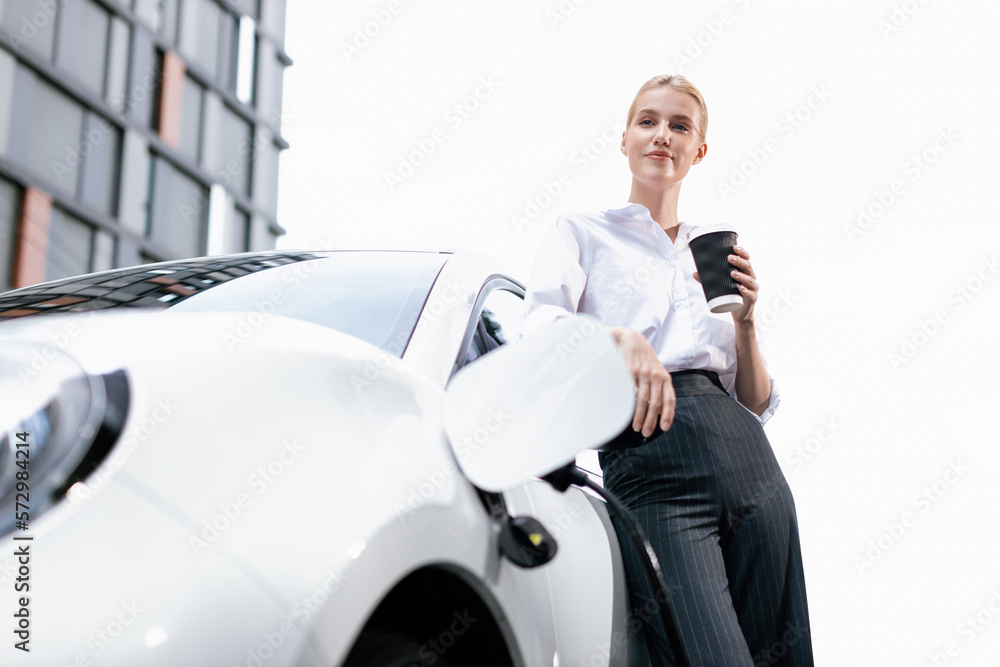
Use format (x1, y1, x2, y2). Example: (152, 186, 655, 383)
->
(278, 1, 1000, 663)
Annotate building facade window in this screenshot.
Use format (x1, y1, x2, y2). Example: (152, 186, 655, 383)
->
(260, 0, 286, 49)
(106, 16, 132, 112)
(55, 0, 111, 97)
(0, 0, 286, 290)
(257, 135, 279, 218)
(27, 77, 85, 198)
(223, 204, 250, 254)
(131, 0, 179, 44)
(0, 176, 22, 292)
(179, 75, 205, 163)
(0, 0, 58, 61)
(147, 153, 209, 258)
(236, 15, 257, 104)
(219, 103, 253, 198)
(158, 0, 181, 45)
(6, 68, 123, 218)
(256, 41, 283, 123)
(178, 0, 221, 82)
(47, 207, 95, 281)
(78, 112, 123, 218)
(1, 0, 129, 106)
(217, 6, 240, 94)
(93, 228, 116, 272)
(177, 0, 254, 95)
(128, 29, 162, 130)
(227, 0, 260, 21)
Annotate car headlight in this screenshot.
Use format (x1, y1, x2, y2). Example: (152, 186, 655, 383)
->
(0, 342, 129, 537)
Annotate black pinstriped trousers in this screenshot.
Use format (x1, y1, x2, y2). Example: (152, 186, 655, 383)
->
(598, 371, 813, 667)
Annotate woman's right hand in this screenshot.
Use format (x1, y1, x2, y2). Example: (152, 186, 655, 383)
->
(607, 326, 676, 437)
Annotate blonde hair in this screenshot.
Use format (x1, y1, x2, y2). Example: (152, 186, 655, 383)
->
(626, 74, 708, 139)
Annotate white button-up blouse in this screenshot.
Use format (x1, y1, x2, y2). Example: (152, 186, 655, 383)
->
(520, 202, 780, 424)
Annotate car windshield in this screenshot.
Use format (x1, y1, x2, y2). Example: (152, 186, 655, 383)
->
(0, 251, 448, 356)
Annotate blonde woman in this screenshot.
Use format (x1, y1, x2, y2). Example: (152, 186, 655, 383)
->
(522, 74, 813, 666)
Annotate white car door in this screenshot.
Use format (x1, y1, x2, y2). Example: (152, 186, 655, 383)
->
(458, 282, 635, 667)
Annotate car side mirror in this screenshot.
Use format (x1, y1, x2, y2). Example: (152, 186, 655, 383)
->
(443, 315, 634, 492)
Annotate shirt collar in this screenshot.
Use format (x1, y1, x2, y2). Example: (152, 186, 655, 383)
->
(602, 202, 695, 243)
(602, 201, 651, 218)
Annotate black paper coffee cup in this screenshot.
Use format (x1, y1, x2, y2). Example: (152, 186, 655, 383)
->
(688, 224, 743, 313)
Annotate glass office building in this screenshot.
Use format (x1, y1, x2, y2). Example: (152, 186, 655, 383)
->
(0, 0, 290, 292)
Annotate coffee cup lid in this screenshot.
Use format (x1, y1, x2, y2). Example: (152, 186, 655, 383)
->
(687, 223, 738, 242)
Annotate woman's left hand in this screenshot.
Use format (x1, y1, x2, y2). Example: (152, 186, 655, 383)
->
(728, 245, 758, 323)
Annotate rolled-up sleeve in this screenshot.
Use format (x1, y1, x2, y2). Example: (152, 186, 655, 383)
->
(750, 376, 781, 425)
(718, 357, 782, 425)
(520, 217, 589, 340)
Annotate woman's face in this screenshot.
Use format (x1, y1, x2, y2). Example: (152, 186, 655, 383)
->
(621, 86, 707, 188)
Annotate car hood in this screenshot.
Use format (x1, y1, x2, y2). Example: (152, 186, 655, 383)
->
(0, 310, 480, 665)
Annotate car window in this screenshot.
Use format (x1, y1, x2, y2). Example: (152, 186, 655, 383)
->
(0, 251, 448, 357)
(463, 286, 524, 366)
(169, 252, 445, 356)
(0, 253, 317, 319)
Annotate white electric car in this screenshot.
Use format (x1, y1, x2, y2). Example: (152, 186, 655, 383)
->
(0, 249, 654, 667)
